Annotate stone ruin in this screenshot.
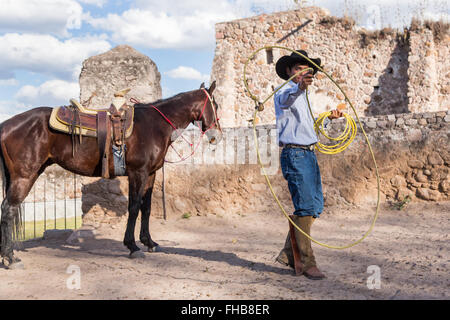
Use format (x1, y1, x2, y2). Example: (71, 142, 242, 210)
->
(79, 44, 162, 108)
(78, 7, 449, 226)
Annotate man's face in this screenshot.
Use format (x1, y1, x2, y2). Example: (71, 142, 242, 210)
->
(286, 63, 313, 85)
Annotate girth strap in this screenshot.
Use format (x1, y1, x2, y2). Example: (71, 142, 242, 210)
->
(97, 111, 111, 179)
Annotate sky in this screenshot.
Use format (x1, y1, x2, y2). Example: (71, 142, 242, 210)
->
(0, 0, 448, 121)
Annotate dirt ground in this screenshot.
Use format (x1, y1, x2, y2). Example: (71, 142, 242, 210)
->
(0, 202, 448, 300)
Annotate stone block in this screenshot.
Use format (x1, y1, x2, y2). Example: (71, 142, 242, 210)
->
(416, 188, 441, 201)
(405, 119, 418, 126)
(407, 160, 424, 169)
(427, 152, 444, 166)
(406, 129, 422, 142)
(366, 122, 377, 129)
(66, 228, 97, 245)
(387, 115, 396, 122)
(391, 175, 406, 188)
(377, 120, 388, 128)
(418, 119, 427, 125)
(414, 171, 428, 183)
(43, 229, 73, 241)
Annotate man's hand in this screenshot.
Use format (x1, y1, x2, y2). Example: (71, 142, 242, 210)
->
(328, 109, 343, 119)
(298, 72, 314, 91)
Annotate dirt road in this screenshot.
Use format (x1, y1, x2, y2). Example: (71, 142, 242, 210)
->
(0, 202, 448, 300)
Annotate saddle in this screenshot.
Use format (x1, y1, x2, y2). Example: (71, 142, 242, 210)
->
(49, 89, 135, 178)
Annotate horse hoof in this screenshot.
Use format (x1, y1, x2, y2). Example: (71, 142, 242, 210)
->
(148, 245, 162, 253)
(8, 261, 25, 270)
(129, 250, 145, 259)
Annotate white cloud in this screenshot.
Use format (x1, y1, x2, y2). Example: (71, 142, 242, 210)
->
(0, 33, 111, 80)
(165, 66, 210, 82)
(0, 100, 30, 122)
(78, 0, 108, 7)
(87, 11, 230, 49)
(0, 0, 83, 37)
(86, 0, 242, 49)
(134, 0, 295, 16)
(85, 0, 309, 49)
(0, 79, 19, 86)
(15, 80, 79, 107)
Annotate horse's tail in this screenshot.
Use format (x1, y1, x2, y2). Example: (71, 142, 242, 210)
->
(0, 124, 23, 243)
(0, 125, 7, 199)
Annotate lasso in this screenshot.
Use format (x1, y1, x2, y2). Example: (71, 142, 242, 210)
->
(243, 46, 381, 249)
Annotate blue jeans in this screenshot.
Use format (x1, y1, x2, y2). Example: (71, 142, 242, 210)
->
(280, 147, 324, 218)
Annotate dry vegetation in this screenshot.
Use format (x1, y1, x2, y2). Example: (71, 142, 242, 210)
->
(358, 27, 401, 47)
(319, 15, 356, 31)
(410, 18, 450, 43)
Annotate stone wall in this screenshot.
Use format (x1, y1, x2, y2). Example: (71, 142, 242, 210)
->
(81, 110, 449, 224)
(211, 7, 449, 127)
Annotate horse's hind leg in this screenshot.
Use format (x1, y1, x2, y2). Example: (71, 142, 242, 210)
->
(1, 199, 22, 268)
(1, 177, 37, 269)
(139, 173, 160, 252)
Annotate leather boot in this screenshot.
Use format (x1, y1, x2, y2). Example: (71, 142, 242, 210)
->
(292, 215, 326, 280)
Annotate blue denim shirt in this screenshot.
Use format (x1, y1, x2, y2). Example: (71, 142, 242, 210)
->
(274, 81, 328, 147)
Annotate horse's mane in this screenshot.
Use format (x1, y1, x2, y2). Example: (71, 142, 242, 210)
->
(134, 90, 198, 109)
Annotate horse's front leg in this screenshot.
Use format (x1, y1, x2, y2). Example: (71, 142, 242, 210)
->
(124, 169, 148, 258)
(139, 173, 160, 252)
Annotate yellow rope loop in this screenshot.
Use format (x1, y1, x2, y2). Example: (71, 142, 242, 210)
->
(244, 46, 381, 250)
(313, 111, 357, 155)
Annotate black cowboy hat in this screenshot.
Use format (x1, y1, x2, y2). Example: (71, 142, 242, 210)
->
(275, 50, 322, 80)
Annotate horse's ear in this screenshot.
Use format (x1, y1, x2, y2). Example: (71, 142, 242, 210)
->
(200, 82, 205, 89)
(208, 80, 216, 94)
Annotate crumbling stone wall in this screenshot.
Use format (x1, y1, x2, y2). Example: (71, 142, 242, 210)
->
(79, 44, 162, 108)
(211, 7, 449, 127)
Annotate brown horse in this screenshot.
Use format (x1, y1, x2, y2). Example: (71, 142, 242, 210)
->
(0, 82, 221, 269)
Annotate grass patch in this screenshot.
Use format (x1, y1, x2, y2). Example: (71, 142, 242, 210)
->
(19, 217, 82, 241)
(181, 212, 191, 219)
(390, 195, 412, 211)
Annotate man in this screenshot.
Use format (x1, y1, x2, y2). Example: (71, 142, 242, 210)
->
(274, 50, 342, 280)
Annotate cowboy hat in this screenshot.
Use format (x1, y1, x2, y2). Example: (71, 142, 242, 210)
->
(275, 50, 322, 80)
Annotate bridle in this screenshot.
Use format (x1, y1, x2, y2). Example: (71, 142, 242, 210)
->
(197, 88, 220, 133)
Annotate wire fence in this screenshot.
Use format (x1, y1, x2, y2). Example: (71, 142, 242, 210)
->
(17, 166, 83, 241)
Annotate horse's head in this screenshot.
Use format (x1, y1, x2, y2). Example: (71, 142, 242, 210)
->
(196, 81, 222, 145)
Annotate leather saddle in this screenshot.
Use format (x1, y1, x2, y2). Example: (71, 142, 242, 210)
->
(49, 89, 135, 178)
